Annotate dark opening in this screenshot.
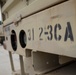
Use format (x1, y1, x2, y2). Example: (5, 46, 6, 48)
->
(11, 30, 17, 51)
(19, 30, 27, 48)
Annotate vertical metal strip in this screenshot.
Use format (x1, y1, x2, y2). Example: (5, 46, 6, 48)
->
(19, 55, 25, 75)
(9, 51, 15, 72)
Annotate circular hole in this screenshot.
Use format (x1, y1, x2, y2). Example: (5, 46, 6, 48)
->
(11, 30, 17, 51)
(19, 30, 27, 48)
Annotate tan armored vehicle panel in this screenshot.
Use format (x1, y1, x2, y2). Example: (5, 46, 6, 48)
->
(2, 0, 76, 58)
(1, 0, 76, 75)
(2, 0, 68, 56)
